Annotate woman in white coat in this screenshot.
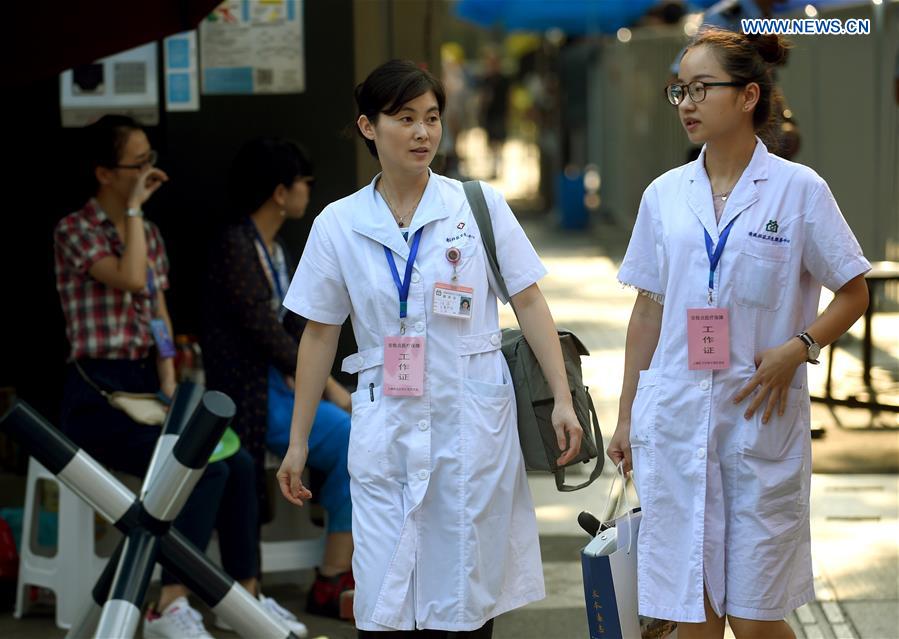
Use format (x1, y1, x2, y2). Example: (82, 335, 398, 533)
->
(276, 59, 583, 637)
(608, 29, 870, 639)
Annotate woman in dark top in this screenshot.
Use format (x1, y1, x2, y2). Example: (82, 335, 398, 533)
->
(203, 138, 355, 619)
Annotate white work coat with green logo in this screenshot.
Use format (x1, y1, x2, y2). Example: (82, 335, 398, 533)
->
(618, 138, 870, 623)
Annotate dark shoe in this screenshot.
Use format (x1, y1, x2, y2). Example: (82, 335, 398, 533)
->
(306, 569, 355, 620)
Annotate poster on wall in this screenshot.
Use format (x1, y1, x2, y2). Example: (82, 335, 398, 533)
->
(60, 43, 159, 127)
(164, 30, 200, 111)
(200, 0, 305, 95)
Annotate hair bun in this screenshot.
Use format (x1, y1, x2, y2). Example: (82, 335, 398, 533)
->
(746, 33, 791, 66)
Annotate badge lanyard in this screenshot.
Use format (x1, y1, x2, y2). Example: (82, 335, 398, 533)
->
(249, 221, 288, 302)
(703, 217, 738, 305)
(146, 267, 165, 318)
(383, 228, 424, 334)
(145, 266, 177, 358)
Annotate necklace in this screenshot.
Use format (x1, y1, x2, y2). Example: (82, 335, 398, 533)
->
(380, 179, 424, 228)
(712, 191, 731, 201)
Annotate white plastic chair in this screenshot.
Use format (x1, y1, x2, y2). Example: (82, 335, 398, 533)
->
(14, 458, 106, 629)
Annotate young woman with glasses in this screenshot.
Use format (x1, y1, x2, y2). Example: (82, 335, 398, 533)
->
(609, 29, 870, 639)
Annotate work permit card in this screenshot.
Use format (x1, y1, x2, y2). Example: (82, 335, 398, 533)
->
(433, 282, 473, 318)
(383, 336, 425, 396)
(150, 318, 177, 358)
(687, 308, 730, 370)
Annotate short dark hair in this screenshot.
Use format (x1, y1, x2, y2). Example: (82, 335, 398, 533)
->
(354, 59, 446, 158)
(83, 114, 144, 193)
(228, 137, 314, 218)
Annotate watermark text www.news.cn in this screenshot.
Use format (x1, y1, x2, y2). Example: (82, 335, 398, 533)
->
(741, 18, 871, 35)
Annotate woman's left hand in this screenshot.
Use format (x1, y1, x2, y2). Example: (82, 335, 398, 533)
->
(732, 338, 807, 424)
(552, 400, 583, 466)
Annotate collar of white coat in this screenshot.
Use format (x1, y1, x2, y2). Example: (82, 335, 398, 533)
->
(688, 136, 769, 241)
(352, 168, 449, 259)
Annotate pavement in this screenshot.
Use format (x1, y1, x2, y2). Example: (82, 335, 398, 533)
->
(2, 213, 897, 639)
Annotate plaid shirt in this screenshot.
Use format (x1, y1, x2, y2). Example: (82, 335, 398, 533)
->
(54, 199, 169, 361)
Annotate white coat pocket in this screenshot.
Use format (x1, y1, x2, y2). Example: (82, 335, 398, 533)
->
(732, 386, 810, 544)
(629, 369, 660, 510)
(734, 241, 790, 311)
(629, 369, 660, 448)
(462, 377, 516, 472)
(347, 385, 386, 482)
(734, 240, 790, 311)
(738, 385, 808, 460)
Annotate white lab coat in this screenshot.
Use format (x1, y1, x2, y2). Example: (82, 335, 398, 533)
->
(283, 171, 547, 631)
(618, 139, 870, 623)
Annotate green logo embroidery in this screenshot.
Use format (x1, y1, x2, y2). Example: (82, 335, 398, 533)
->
(765, 220, 779, 233)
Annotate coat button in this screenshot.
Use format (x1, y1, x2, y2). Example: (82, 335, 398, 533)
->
(696, 448, 706, 459)
(699, 379, 710, 391)
(490, 334, 501, 346)
(411, 272, 421, 284)
(418, 420, 429, 431)
(418, 470, 429, 480)
(414, 321, 425, 332)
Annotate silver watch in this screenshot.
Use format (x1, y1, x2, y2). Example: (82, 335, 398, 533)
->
(126, 207, 144, 218)
(796, 332, 821, 364)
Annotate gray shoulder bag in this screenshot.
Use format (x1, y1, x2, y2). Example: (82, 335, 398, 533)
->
(463, 180, 604, 491)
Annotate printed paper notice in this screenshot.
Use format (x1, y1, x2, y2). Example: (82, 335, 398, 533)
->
(200, 0, 305, 95)
(164, 31, 200, 111)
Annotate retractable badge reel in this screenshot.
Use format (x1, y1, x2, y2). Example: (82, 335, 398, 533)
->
(433, 247, 474, 319)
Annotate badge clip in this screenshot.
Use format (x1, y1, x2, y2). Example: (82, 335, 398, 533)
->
(446, 247, 461, 281)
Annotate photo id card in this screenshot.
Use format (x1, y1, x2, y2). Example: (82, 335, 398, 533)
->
(383, 336, 425, 396)
(150, 318, 177, 358)
(687, 308, 730, 370)
(433, 282, 473, 319)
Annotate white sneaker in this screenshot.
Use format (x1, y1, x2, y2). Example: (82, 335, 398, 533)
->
(144, 596, 216, 639)
(215, 593, 308, 638)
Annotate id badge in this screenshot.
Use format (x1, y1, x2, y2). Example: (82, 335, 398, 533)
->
(149, 318, 177, 358)
(383, 336, 425, 397)
(687, 308, 730, 370)
(433, 282, 474, 319)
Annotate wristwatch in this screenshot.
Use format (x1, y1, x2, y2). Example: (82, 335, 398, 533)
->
(126, 207, 144, 218)
(795, 332, 821, 364)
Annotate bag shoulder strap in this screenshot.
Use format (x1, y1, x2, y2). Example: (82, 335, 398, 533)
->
(556, 391, 604, 492)
(73, 360, 111, 399)
(463, 181, 511, 303)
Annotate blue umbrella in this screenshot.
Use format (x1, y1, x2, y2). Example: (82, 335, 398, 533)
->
(455, 0, 659, 35)
(686, 0, 876, 13)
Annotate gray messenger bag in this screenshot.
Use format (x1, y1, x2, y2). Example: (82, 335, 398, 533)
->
(463, 180, 603, 491)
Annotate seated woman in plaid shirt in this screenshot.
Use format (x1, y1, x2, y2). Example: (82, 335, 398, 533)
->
(53, 115, 308, 639)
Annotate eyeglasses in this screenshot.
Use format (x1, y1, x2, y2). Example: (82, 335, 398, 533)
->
(664, 81, 745, 106)
(114, 149, 158, 170)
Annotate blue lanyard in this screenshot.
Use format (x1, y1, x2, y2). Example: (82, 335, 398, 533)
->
(703, 217, 737, 305)
(383, 228, 424, 324)
(249, 221, 286, 301)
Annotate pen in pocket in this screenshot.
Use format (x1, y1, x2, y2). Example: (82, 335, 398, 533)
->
(369, 383, 374, 402)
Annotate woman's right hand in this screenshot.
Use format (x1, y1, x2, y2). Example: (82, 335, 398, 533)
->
(606, 420, 633, 474)
(277, 442, 313, 507)
(128, 167, 169, 209)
